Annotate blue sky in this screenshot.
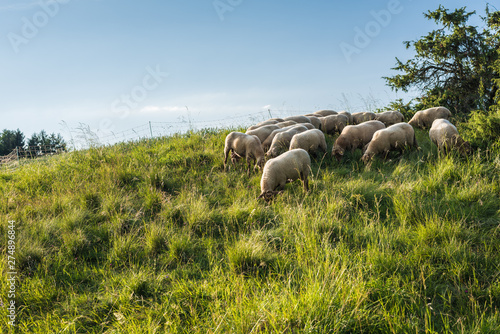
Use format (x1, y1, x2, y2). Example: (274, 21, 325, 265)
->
(0, 0, 492, 145)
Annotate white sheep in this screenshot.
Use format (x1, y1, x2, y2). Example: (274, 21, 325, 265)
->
(258, 148, 311, 201)
(332, 120, 385, 161)
(337, 111, 353, 124)
(266, 125, 309, 158)
(246, 120, 279, 131)
(224, 132, 266, 175)
(320, 114, 349, 135)
(374, 110, 404, 126)
(246, 124, 280, 144)
(429, 119, 471, 156)
(352, 111, 376, 124)
(275, 120, 298, 128)
(261, 124, 309, 151)
(305, 115, 322, 129)
(300, 123, 315, 130)
(283, 115, 312, 124)
(314, 110, 338, 117)
(289, 129, 327, 157)
(361, 123, 418, 163)
(408, 106, 452, 129)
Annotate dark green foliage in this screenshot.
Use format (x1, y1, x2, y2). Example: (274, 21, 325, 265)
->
(461, 108, 500, 150)
(0, 129, 24, 155)
(384, 6, 500, 115)
(27, 130, 66, 151)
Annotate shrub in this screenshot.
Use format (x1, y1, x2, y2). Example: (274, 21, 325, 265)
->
(461, 109, 500, 150)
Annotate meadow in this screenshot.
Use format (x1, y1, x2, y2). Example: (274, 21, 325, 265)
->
(0, 123, 499, 333)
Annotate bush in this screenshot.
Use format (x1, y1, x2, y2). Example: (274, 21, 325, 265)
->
(461, 109, 500, 150)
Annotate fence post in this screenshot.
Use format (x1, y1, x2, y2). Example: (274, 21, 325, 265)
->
(149, 121, 153, 138)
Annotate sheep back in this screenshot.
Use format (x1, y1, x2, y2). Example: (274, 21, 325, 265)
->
(305, 115, 322, 129)
(314, 109, 337, 117)
(276, 120, 298, 128)
(429, 119, 471, 155)
(361, 123, 417, 162)
(246, 124, 280, 143)
(320, 114, 348, 135)
(289, 129, 327, 156)
(258, 148, 311, 199)
(246, 119, 281, 131)
(261, 124, 307, 150)
(332, 120, 385, 160)
(337, 111, 353, 124)
(283, 115, 311, 124)
(352, 111, 377, 124)
(408, 106, 452, 129)
(266, 125, 308, 158)
(375, 110, 404, 126)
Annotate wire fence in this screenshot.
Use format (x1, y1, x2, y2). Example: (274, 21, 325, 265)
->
(0, 107, 368, 169)
(70, 109, 320, 147)
(0, 145, 67, 171)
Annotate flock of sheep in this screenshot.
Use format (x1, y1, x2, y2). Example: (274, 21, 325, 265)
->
(223, 107, 470, 201)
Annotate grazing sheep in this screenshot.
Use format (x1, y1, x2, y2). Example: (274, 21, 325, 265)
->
(276, 120, 298, 128)
(314, 110, 338, 117)
(246, 120, 279, 131)
(375, 110, 404, 126)
(332, 120, 386, 161)
(266, 125, 309, 158)
(258, 148, 311, 201)
(224, 132, 266, 174)
(305, 113, 323, 118)
(320, 114, 349, 135)
(352, 112, 377, 124)
(261, 124, 308, 150)
(429, 119, 471, 156)
(408, 106, 452, 129)
(305, 115, 322, 129)
(246, 124, 280, 144)
(283, 115, 312, 124)
(289, 129, 327, 157)
(337, 111, 353, 124)
(301, 123, 315, 130)
(361, 123, 418, 163)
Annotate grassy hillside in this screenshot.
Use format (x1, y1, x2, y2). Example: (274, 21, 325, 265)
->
(1, 126, 499, 333)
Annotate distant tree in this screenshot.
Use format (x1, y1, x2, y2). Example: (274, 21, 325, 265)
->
(0, 129, 25, 155)
(384, 6, 500, 116)
(28, 130, 66, 154)
(459, 8, 500, 151)
(489, 8, 500, 108)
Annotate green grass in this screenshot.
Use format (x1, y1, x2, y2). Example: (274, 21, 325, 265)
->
(1, 127, 499, 333)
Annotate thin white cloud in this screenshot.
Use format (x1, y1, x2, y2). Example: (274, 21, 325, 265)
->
(0, 1, 41, 12)
(140, 105, 186, 114)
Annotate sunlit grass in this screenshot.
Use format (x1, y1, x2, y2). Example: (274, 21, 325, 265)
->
(0, 127, 499, 333)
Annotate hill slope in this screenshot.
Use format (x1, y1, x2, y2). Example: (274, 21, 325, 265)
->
(1, 127, 500, 333)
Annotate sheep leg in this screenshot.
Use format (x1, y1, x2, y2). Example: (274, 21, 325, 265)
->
(302, 173, 309, 192)
(224, 147, 231, 170)
(246, 153, 254, 176)
(412, 131, 419, 149)
(231, 151, 241, 166)
(383, 149, 390, 159)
